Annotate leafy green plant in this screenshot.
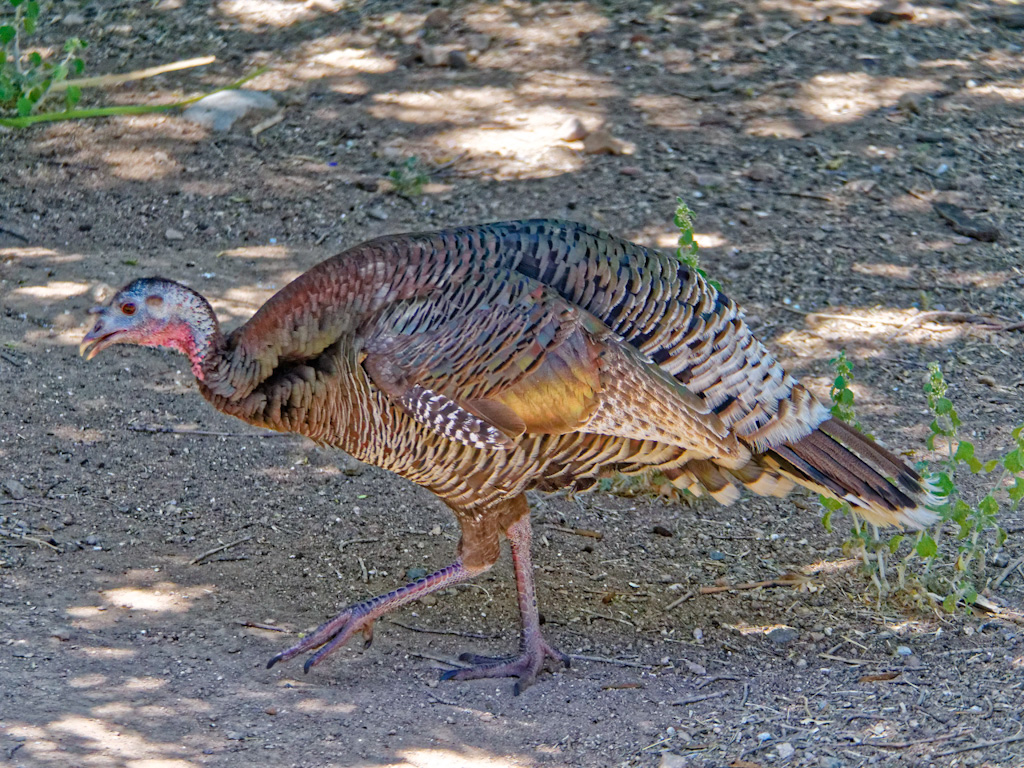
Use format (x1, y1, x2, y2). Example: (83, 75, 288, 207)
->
(1, 0, 87, 116)
(673, 197, 722, 291)
(821, 354, 1018, 611)
(826, 350, 862, 431)
(674, 198, 700, 268)
(386, 157, 430, 197)
(0, 1, 267, 129)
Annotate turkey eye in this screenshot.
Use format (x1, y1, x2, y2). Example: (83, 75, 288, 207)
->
(121, 302, 137, 316)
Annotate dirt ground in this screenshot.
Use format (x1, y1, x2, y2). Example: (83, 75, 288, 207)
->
(2, 1, 1024, 766)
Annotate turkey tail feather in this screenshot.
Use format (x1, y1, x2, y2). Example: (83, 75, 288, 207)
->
(764, 417, 937, 529)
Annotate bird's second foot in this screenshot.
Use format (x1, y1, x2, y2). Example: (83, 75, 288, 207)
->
(265, 560, 473, 674)
(440, 637, 569, 695)
(266, 605, 374, 673)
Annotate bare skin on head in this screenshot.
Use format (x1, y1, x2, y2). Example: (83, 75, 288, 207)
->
(82, 220, 937, 693)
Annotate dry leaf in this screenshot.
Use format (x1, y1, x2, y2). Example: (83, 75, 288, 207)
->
(858, 671, 901, 683)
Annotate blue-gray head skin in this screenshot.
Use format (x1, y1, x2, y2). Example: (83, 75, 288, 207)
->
(80, 278, 221, 377)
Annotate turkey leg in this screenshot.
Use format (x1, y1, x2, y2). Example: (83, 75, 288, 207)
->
(267, 559, 482, 673)
(441, 514, 570, 694)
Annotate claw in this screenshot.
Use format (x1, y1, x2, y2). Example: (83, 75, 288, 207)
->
(264, 560, 473, 675)
(440, 637, 567, 693)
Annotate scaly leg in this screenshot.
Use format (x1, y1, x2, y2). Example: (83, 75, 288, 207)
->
(442, 515, 569, 694)
(267, 559, 480, 673)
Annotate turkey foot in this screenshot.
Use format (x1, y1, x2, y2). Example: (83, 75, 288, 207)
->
(442, 637, 570, 695)
(267, 560, 476, 673)
(442, 514, 567, 694)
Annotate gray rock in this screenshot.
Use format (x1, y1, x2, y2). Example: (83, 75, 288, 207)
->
(560, 117, 588, 142)
(467, 33, 492, 52)
(366, 206, 389, 221)
(423, 8, 450, 29)
(165, 228, 185, 241)
(183, 90, 278, 132)
(934, 202, 1000, 242)
(447, 50, 470, 70)
(418, 43, 448, 67)
(767, 626, 799, 645)
(3, 479, 27, 500)
(709, 75, 737, 92)
(658, 753, 687, 768)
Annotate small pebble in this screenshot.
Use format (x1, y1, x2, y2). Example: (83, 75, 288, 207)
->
(692, 628, 704, 642)
(767, 627, 799, 646)
(708, 75, 737, 92)
(418, 44, 447, 67)
(652, 525, 673, 537)
(582, 129, 629, 156)
(366, 207, 389, 221)
(165, 228, 185, 241)
(777, 742, 795, 759)
(658, 754, 688, 768)
(3, 479, 27, 500)
(896, 645, 913, 656)
(447, 50, 469, 70)
(745, 162, 778, 182)
(423, 8, 449, 29)
(467, 33, 491, 52)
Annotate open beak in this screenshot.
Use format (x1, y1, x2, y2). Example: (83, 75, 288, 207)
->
(79, 307, 120, 360)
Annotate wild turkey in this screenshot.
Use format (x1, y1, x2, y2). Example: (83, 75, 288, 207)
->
(81, 219, 936, 693)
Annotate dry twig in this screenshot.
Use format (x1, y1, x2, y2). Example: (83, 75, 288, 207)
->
(570, 654, 653, 670)
(50, 55, 216, 91)
(544, 524, 603, 540)
(665, 591, 695, 610)
(673, 690, 727, 706)
(699, 575, 807, 595)
(240, 621, 293, 634)
(389, 620, 495, 640)
(992, 556, 1024, 589)
(190, 535, 252, 565)
(936, 732, 1024, 757)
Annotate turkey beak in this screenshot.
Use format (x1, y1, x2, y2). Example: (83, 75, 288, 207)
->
(79, 306, 118, 360)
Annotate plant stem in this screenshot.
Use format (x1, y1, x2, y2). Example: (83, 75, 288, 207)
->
(0, 65, 267, 128)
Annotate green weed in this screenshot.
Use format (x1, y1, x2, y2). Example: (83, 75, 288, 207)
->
(1, 0, 86, 116)
(387, 157, 430, 197)
(823, 355, 1017, 611)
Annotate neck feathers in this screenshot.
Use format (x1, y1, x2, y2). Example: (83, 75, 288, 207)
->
(149, 281, 225, 383)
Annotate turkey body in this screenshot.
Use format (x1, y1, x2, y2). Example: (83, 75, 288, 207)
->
(82, 219, 935, 691)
